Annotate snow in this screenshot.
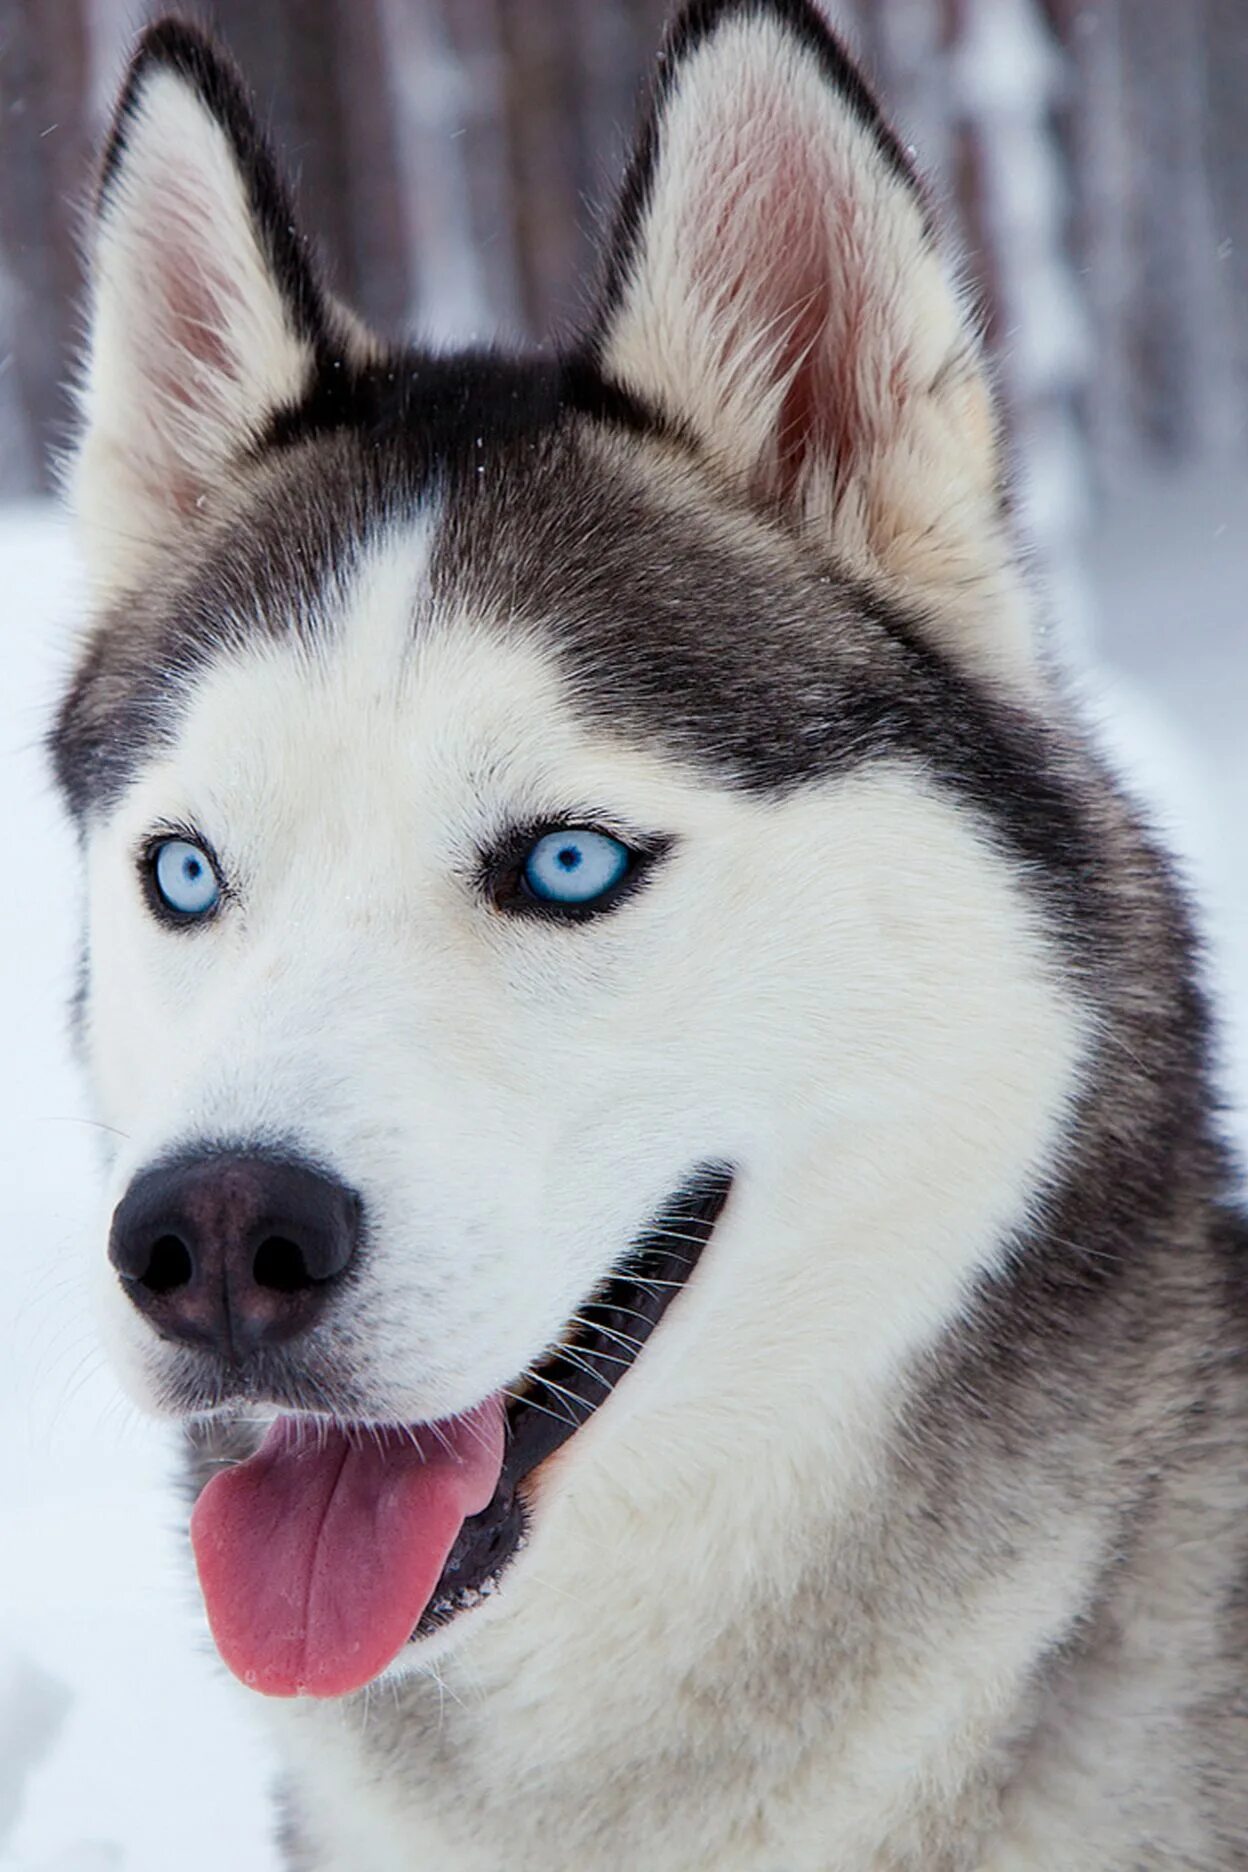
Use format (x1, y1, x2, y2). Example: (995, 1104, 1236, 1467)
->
(0, 489, 1244, 1864)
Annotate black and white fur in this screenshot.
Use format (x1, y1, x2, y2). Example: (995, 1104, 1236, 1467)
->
(54, 5, 1248, 1867)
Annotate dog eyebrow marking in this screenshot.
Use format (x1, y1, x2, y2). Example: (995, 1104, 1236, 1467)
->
(432, 437, 1107, 947)
(52, 386, 1102, 962)
(49, 349, 662, 827)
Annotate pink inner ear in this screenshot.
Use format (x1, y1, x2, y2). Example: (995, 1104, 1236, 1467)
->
(146, 163, 243, 390)
(128, 162, 254, 516)
(685, 107, 892, 506)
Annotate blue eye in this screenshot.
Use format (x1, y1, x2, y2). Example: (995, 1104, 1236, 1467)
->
(521, 829, 634, 907)
(151, 838, 221, 918)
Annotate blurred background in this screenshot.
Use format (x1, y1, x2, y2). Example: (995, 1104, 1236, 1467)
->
(0, 3, 1245, 1869)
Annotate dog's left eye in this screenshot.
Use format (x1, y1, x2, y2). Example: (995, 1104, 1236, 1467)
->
(520, 829, 634, 908)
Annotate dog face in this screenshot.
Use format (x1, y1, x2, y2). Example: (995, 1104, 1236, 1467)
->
(54, 3, 1087, 1696)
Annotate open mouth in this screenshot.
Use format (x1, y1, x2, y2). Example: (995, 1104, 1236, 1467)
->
(420, 1165, 732, 1632)
(189, 1167, 732, 1698)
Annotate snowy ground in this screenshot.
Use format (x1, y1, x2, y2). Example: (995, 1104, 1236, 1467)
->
(0, 482, 1244, 1867)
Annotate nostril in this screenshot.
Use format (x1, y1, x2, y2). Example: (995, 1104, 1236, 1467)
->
(139, 1233, 194, 1295)
(253, 1235, 315, 1294)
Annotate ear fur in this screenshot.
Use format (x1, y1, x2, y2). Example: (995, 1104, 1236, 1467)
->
(70, 20, 332, 597)
(591, 0, 1038, 685)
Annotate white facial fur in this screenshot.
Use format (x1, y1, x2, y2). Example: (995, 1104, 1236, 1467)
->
(83, 516, 1085, 1475)
(72, 511, 1092, 1871)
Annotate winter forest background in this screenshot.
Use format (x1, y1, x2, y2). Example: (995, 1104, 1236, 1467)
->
(3, 0, 1248, 587)
(1, 3, 1246, 1869)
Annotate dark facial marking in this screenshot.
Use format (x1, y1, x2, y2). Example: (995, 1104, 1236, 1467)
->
(54, 368, 1108, 969)
(47, 346, 667, 825)
(432, 431, 1112, 948)
(262, 344, 666, 460)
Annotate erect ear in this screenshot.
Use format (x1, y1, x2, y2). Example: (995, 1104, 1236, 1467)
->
(70, 21, 339, 597)
(590, 0, 1037, 686)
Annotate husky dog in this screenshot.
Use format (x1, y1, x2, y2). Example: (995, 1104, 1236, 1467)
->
(53, 2, 1247, 1866)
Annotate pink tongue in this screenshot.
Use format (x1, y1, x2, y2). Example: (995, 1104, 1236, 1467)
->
(190, 1399, 506, 1699)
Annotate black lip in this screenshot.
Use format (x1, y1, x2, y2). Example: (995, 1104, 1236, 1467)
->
(414, 1165, 734, 1635)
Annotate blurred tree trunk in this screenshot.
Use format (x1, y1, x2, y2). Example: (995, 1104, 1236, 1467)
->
(0, 0, 89, 495)
(1205, 0, 1248, 432)
(1124, 0, 1238, 462)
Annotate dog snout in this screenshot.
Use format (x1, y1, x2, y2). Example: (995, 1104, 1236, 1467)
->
(108, 1152, 361, 1360)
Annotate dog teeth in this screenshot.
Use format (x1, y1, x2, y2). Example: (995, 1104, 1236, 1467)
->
(428, 1570, 505, 1621)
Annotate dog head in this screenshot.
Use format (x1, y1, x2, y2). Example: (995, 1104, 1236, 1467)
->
(54, 2, 1087, 1697)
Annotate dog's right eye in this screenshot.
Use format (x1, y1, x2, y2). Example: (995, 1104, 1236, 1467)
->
(148, 838, 222, 920)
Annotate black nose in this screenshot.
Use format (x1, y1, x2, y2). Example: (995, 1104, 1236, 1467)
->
(109, 1153, 361, 1359)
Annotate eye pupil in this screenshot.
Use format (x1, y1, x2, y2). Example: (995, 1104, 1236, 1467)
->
(556, 847, 580, 871)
